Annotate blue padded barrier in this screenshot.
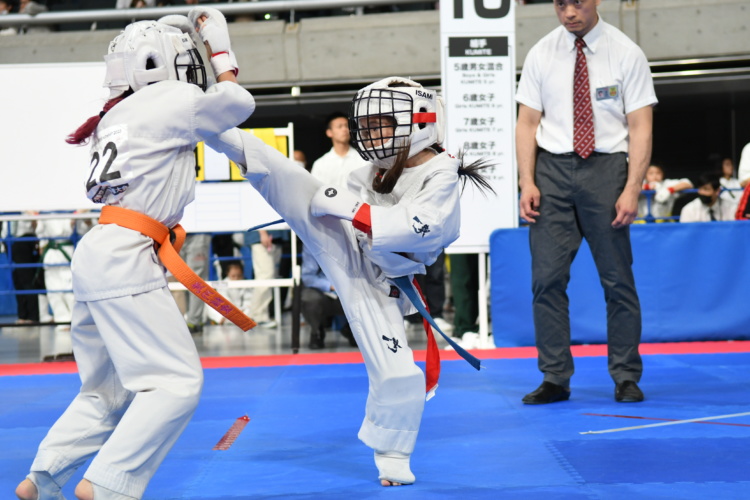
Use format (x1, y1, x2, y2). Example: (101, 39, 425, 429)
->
(0, 253, 15, 316)
(490, 221, 750, 346)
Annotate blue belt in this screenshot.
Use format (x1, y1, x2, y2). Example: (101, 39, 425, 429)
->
(393, 276, 481, 371)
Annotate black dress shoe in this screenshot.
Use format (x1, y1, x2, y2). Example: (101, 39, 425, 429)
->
(308, 339, 325, 350)
(308, 326, 326, 350)
(522, 381, 571, 405)
(615, 380, 644, 402)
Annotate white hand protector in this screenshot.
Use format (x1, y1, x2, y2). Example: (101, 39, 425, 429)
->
(188, 6, 238, 77)
(310, 185, 365, 220)
(654, 187, 673, 204)
(158, 14, 194, 37)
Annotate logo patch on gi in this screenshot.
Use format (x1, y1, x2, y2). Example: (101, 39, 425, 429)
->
(412, 216, 430, 237)
(324, 187, 337, 197)
(596, 85, 619, 100)
(389, 285, 401, 298)
(382, 335, 402, 353)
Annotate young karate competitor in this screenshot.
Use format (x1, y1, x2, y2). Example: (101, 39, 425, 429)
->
(205, 71, 492, 486)
(16, 10, 254, 500)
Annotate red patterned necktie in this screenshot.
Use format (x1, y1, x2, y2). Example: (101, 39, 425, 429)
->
(573, 37, 595, 159)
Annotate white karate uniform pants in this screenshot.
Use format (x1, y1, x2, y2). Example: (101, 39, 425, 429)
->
(30, 287, 203, 499)
(43, 245, 75, 324)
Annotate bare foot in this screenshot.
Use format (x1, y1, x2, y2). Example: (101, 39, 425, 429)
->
(74, 479, 94, 500)
(15, 479, 38, 500)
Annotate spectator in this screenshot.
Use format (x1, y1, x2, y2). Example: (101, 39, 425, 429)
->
(300, 243, 356, 349)
(180, 233, 211, 334)
(73, 210, 98, 242)
(244, 228, 288, 328)
(515, 0, 657, 405)
(310, 111, 367, 187)
(7, 214, 41, 323)
(293, 149, 309, 171)
(205, 260, 251, 325)
(0, 0, 18, 36)
(719, 156, 741, 211)
(447, 253, 480, 346)
(115, 0, 155, 8)
(639, 164, 692, 220)
(738, 141, 750, 188)
(307, 111, 369, 337)
(680, 172, 735, 222)
(35, 217, 75, 330)
(18, 0, 50, 34)
(211, 232, 239, 279)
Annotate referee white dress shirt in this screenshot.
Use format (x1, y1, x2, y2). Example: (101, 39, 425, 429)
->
(515, 16, 657, 155)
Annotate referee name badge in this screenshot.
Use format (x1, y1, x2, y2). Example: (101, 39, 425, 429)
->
(596, 85, 619, 101)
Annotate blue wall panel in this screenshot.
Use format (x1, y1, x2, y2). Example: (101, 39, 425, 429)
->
(490, 221, 750, 346)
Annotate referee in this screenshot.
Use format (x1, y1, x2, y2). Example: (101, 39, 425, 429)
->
(515, 0, 658, 405)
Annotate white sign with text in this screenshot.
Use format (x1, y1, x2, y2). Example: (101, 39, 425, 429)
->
(440, 0, 518, 253)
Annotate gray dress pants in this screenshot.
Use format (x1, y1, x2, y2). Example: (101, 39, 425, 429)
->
(529, 150, 642, 387)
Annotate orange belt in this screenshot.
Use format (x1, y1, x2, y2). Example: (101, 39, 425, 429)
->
(99, 205, 256, 331)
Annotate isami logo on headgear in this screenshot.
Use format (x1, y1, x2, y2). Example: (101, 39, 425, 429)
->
(416, 89, 433, 99)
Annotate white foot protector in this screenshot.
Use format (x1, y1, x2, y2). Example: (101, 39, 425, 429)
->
(374, 451, 416, 485)
(27, 471, 66, 500)
(90, 483, 138, 500)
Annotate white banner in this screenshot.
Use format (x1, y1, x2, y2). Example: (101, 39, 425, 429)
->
(440, 0, 518, 253)
(0, 63, 107, 213)
(0, 63, 287, 233)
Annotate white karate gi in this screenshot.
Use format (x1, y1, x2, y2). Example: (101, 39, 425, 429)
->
(205, 281, 252, 324)
(638, 178, 691, 219)
(28, 80, 254, 499)
(207, 128, 461, 456)
(36, 218, 75, 324)
(310, 146, 367, 188)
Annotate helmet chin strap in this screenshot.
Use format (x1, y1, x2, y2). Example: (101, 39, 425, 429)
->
(103, 52, 129, 98)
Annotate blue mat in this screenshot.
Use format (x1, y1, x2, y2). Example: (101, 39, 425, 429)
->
(2, 353, 750, 499)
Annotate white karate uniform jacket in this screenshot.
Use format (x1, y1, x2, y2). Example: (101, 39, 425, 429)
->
(29, 80, 254, 499)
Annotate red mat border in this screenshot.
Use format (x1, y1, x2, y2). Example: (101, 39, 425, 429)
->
(2, 340, 750, 377)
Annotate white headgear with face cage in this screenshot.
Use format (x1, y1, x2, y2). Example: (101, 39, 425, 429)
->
(103, 20, 207, 99)
(349, 76, 445, 169)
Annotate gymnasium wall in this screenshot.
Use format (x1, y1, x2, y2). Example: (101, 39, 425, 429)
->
(0, 1, 748, 85)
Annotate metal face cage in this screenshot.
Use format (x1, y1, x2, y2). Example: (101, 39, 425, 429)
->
(349, 87, 414, 162)
(175, 47, 207, 92)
